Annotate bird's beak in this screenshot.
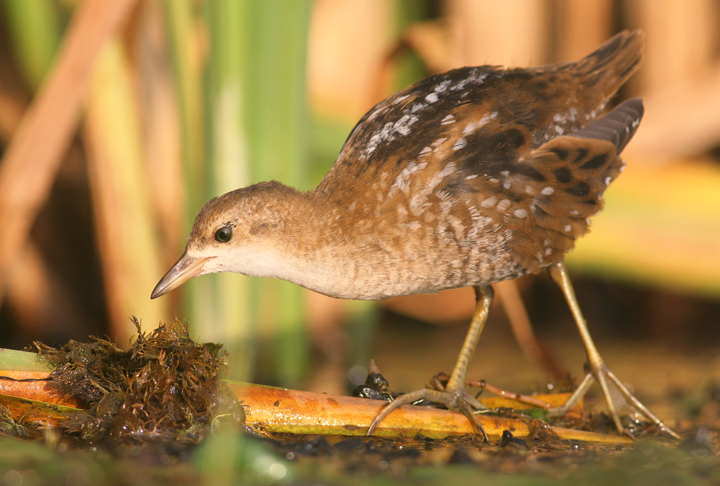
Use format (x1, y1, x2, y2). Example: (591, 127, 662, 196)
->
(151, 252, 213, 299)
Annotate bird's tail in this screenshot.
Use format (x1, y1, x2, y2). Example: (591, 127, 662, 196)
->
(571, 30, 645, 104)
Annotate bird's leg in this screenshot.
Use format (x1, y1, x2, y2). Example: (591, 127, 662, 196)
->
(546, 262, 680, 439)
(366, 286, 494, 441)
(446, 286, 493, 391)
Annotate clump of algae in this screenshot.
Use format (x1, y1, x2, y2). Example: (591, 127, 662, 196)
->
(33, 318, 244, 447)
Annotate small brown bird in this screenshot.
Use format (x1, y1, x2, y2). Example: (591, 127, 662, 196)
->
(152, 30, 678, 439)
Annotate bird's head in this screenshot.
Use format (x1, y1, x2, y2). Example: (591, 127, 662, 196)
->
(151, 181, 302, 299)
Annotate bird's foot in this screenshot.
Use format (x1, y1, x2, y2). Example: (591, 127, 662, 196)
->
(366, 386, 489, 441)
(547, 361, 680, 440)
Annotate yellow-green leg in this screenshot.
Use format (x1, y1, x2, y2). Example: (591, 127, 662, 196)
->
(366, 286, 494, 441)
(547, 262, 680, 439)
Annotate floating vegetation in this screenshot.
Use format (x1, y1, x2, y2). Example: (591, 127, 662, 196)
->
(30, 318, 244, 448)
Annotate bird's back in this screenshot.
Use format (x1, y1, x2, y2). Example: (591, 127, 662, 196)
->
(306, 31, 645, 296)
(315, 30, 644, 199)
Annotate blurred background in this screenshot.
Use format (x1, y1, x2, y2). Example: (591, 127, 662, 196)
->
(0, 0, 718, 407)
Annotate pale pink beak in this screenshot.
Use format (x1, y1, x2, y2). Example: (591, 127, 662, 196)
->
(151, 252, 213, 299)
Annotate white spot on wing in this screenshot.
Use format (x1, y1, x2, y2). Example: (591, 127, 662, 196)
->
(425, 92, 439, 104)
(411, 103, 425, 113)
(388, 161, 428, 199)
(364, 114, 419, 156)
(541, 187, 554, 196)
(367, 107, 385, 121)
(452, 138, 467, 151)
(393, 114, 418, 136)
(435, 80, 451, 92)
(437, 162, 456, 178)
(481, 196, 497, 208)
(462, 112, 497, 135)
(365, 122, 393, 155)
(393, 94, 409, 105)
(450, 78, 468, 92)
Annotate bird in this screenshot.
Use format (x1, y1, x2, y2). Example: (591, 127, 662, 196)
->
(151, 30, 679, 440)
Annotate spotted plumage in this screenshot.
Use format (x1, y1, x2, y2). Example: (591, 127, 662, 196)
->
(310, 30, 644, 294)
(155, 30, 644, 300)
(152, 30, 678, 440)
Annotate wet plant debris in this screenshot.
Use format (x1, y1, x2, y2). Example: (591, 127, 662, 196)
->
(30, 317, 244, 448)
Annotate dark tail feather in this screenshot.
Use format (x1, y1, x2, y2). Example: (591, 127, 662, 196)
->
(574, 98, 644, 154)
(575, 30, 645, 96)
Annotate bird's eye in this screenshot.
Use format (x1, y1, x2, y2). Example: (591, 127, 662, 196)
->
(215, 226, 232, 243)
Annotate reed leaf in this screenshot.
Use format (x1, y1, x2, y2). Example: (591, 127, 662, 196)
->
(205, 0, 254, 380)
(568, 159, 720, 298)
(239, 0, 313, 387)
(2, 0, 61, 89)
(84, 40, 166, 342)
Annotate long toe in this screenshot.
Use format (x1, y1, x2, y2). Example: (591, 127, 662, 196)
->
(601, 367, 681, 439)
(366, 387, 488, 440)
(548, 364, 680, 439)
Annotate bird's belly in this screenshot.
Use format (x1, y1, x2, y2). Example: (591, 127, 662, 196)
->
(303, 243, 528, 301)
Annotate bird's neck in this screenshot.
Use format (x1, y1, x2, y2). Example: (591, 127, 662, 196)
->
(249, 189, 393, 299)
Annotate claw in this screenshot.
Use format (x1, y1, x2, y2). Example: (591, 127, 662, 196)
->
(366, 387, 489, 441)
(367, 286, 495, 440)
(548, 262, 680, 440)
(547, 365, 681, 440)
